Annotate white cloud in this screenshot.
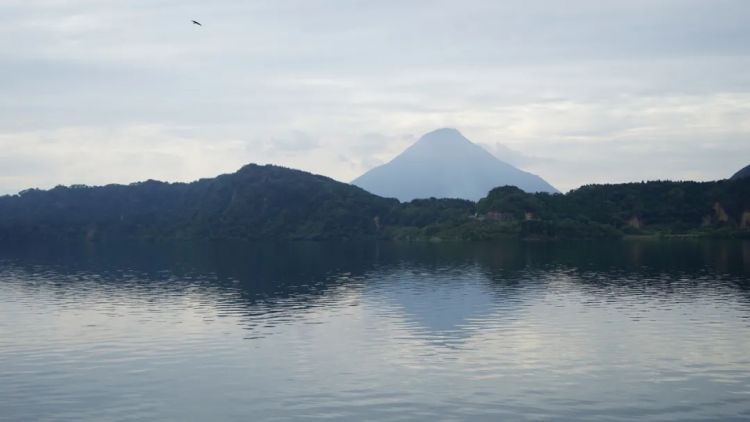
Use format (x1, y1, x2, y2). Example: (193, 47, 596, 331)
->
(1, 0, 749, 194)
(0, 125, 257, 193)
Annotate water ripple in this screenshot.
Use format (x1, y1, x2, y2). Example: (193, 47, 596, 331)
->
(1, 240, 750, 421)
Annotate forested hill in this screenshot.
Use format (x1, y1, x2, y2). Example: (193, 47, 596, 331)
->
(1, 164, 749, 241)
(732, 164, 750, 180)
(463, 180, 750, 240)
(0, 164, 399, 241)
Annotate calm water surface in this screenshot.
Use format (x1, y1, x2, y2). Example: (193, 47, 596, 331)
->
(1, 239, 750, 421)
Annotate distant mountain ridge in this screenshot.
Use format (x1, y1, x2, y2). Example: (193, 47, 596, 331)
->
(0, 163, 748, 241)
(352, 128, 558, 201)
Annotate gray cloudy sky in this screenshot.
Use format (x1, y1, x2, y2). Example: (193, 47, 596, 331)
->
(2, 0, 749, 194)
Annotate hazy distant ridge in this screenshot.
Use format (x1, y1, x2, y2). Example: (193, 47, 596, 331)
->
(352, 128, 558, 201)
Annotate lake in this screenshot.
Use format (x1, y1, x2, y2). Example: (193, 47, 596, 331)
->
(1, 239, 750, 421)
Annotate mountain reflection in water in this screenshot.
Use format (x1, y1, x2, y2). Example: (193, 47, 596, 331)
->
(1, 239, 749, 421)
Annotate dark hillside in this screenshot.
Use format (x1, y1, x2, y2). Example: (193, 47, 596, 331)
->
(731, 164, 750, 180)
(0, 165, 399, 241)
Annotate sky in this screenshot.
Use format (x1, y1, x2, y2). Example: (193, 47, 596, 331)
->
(1, 0, 749, 194)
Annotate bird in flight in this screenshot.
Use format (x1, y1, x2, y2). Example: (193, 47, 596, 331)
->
(192, 20, 202, 26)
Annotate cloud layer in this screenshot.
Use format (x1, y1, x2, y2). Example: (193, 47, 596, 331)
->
(2, 0, 749, 193)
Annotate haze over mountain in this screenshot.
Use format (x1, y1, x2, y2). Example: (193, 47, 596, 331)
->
(352, 129, 558, 201)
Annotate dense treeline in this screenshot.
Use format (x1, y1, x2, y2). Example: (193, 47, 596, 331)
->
(0, 164, 748, 241)
(466, 180, 750, 239)
(0, 165, 398, 241)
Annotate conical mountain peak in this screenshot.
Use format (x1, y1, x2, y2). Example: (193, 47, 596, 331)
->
(419, 128, 468, 142)
(411, 128, 475, 148)
(352, 129, 558, 202)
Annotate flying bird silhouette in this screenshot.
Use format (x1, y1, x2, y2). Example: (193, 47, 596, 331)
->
(192, 20, 202, 26)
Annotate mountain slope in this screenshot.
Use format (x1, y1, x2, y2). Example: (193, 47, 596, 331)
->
(1, 163, 748, 242)
(731, 164, 750, 180)
(0, 164, 399, 240)
(352, 128, 558, 201)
